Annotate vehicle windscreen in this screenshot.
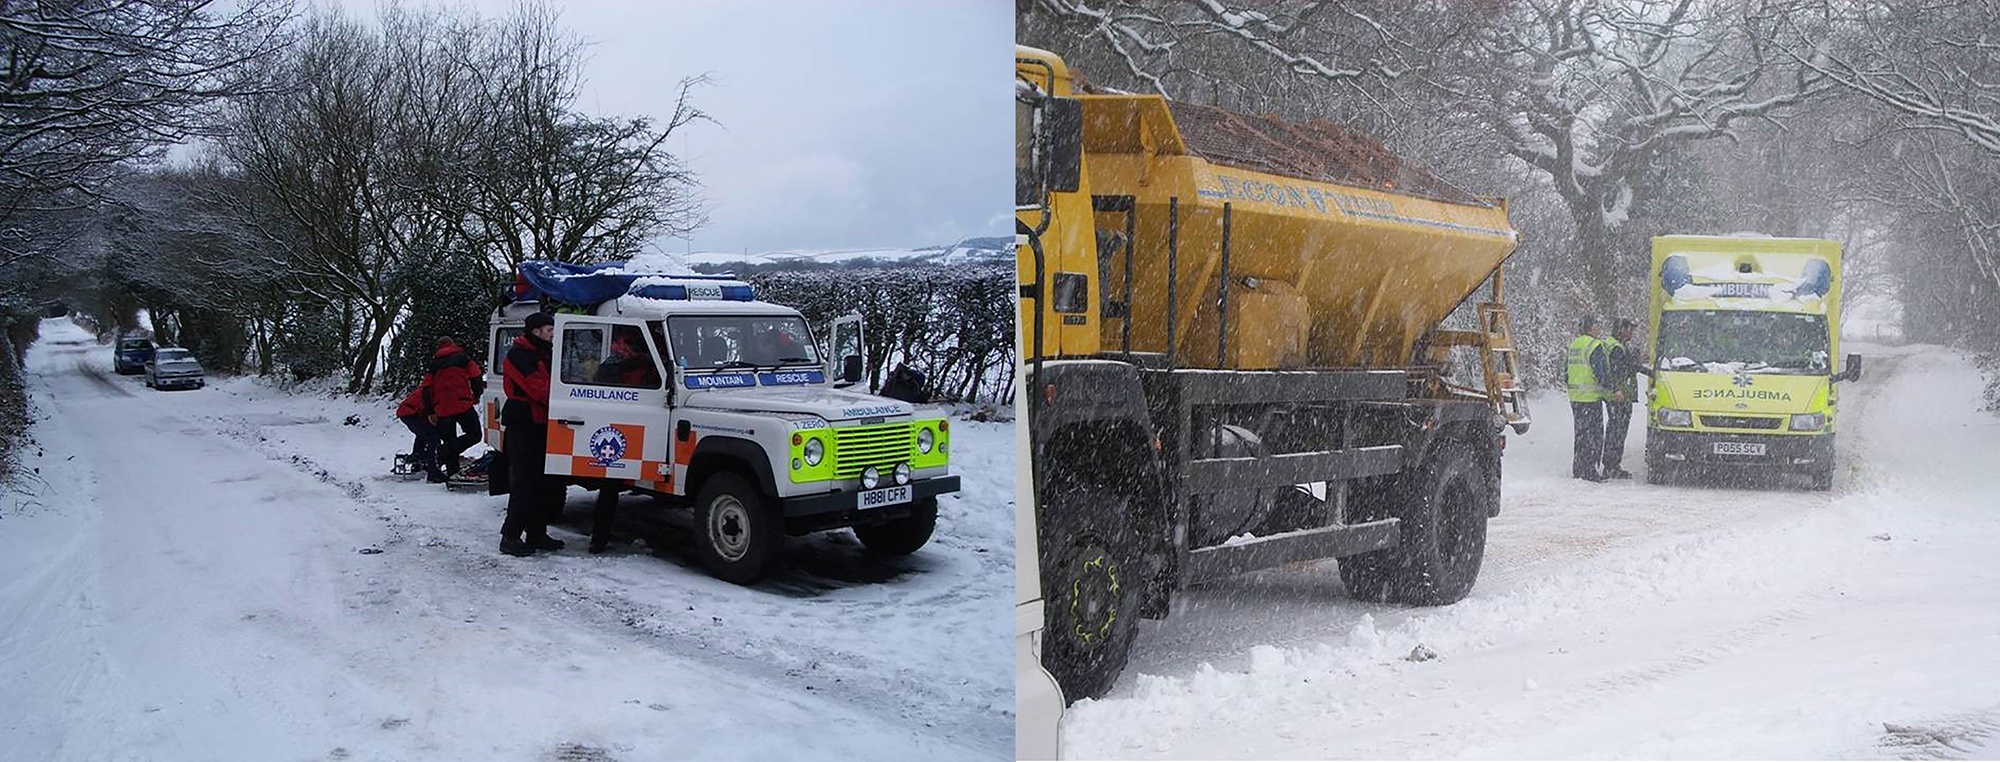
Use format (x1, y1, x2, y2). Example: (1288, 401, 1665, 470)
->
(119, 339, 150, 350)
(155, 349, 192, 362)
(666, 316, 820, 372)
(1656, 310, 1829, 375)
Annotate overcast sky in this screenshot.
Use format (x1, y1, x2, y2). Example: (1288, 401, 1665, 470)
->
(335, 0, 1012, 256)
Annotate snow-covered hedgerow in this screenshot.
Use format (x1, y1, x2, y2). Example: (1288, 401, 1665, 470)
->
(744, 263, 1015, 403)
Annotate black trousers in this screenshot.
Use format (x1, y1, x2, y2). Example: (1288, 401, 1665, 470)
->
(436, 410, 481, 473)
(400, 415, 440, 470)
(592, 487, 620, 547)
(1571, 401, 1605, 478)
(1603, 402, 1633, 473)
(502, 422, 561, 540)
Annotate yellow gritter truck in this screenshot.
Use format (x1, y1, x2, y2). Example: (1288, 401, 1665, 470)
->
(1016, 45, 1530, 702)
(1644, 235, 1862, 490)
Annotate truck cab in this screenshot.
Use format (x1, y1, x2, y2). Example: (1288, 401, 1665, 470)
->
(1644, 235, 1861, 490)
(482, 263, 960, 584)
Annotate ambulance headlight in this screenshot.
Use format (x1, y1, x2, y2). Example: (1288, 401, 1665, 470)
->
(1789, 412, 1826, 432)
(894, 463, 913, 485)
(803, 438, 824, 466)
(860, 466, 882, 490)
(917, 428, 935, 454)
(791, 458, 803, 471)
(1656, 407, 1693, 427)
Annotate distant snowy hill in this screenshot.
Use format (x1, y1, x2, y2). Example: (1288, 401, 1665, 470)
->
(684, 236, 1011, 273)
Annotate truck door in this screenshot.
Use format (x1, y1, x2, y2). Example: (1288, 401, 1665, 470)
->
(483, 323, 522, 449)
(829, 311, 865, 389)
(546, 315, 673, 492)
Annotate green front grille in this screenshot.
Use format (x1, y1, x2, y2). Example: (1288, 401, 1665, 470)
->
(832, 423, 916, 478)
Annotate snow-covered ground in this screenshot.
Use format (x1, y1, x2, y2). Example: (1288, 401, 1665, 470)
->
(0, 319, 1011, 760)
(1063, 341, 2000, 759)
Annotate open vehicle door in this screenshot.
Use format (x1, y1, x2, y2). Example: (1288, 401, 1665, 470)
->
(545, 315, 675, 492)
(829, 312, 865, 389)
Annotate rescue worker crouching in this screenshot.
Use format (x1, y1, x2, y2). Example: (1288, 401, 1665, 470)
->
(1566, 315, 1612, 483)
(395, 372, 445, 481)
(500, 312, 566, 557)
(1600, 318, 1654, 480)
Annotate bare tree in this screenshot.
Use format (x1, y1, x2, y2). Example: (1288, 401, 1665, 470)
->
(448, 4, 709, 271)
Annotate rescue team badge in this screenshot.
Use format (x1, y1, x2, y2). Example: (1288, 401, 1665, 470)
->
(588, 425, 628, 467)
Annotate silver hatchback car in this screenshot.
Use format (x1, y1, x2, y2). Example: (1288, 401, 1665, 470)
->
(144, 347, 206, 390)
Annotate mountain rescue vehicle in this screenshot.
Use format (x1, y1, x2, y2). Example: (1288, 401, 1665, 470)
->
(482, 260, 960, 584)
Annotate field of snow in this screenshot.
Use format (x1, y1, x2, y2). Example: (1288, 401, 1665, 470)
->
(684, 238, 1009, 271)
(0, 319, 1011, 760)
(1062, 341, 2000, 759)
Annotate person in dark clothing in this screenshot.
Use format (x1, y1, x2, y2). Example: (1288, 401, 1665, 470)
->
(1600, 318, 1655, 480)
(396, 373, 444, 481)
(591, 326, 658, 388)
(1566, 315, 1612, 482)
(429, 337, 485, 478)
(500, 312, 564, 556)
(878, 363, 930, 403)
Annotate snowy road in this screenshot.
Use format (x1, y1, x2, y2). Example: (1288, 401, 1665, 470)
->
(0, 319, 1011, 761)
(1064, 343, 2000, 759)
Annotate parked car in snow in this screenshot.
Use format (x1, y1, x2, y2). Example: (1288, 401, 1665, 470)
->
(144, 348, 205, 390)
(113, 336, 154, 374)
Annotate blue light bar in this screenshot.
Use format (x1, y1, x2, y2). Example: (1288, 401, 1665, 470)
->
(630, 283, 757, 301)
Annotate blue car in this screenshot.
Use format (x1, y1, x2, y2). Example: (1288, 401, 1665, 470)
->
(113, 337, 154, 375)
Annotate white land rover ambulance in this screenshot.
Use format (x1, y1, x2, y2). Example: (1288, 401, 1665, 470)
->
(481, 260, 960, 584)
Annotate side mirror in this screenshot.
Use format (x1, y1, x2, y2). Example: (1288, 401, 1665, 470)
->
(842, 354, 864, 384)
(1042, 97, 1083, 193)
(1837, 353, 1862, 383)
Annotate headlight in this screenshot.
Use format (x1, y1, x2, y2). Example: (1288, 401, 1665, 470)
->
(1789, 412, 1826, 432)
(894, 462, 912, 485)
(917, 427, 935, 454)
(791, 458, 803, 471)
(1656, 407, 1693, 427)
(860, 466, 881, 490)
(803, 438, 824, 466)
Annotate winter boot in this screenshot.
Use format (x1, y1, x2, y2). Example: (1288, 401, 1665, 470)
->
(499, 536, 534, 557)
(527, 535, 566, 551)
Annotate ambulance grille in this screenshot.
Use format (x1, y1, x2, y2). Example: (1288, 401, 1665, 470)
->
(1700, 415, 1783, 430)
(832, 423, 916, 478)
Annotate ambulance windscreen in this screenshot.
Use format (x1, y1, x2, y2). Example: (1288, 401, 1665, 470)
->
(667, 316, 821, 371)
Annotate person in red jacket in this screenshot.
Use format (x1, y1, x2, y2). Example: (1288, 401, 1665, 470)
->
(500, 312, 563, 556)
(429, 337, 485, 478)
(395, 372, 444, 481)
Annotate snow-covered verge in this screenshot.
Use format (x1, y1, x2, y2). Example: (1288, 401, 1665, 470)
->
(0, 319, 1012, 760)
(1062, 342, 2000, 759)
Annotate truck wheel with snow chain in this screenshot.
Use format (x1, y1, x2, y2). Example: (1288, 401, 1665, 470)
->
(1340, 440, 1491, 606)
(853, 496, 939, 556)
(693, 472, 783, 584)
(1040, 493, 1143, 702)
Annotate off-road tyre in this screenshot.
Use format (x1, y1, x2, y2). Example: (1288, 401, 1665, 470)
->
(853, 496, 938, 556)
(1341, 440, 1490, 606)
(1040, 492, 1142, 703)
(693, 472, 782, 585)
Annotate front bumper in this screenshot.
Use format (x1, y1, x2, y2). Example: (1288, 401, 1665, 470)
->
(1646, 427, 1833, 470)
(154, 375, 204, 388)
(780, 475, 961, 532)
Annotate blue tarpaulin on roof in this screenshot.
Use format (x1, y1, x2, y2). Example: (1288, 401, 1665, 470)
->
(514, 260, 744, 306)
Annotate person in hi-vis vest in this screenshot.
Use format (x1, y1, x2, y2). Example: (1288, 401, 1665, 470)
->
(1565, 316, 1612, 482)
(1600, 318, 1654, 479)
